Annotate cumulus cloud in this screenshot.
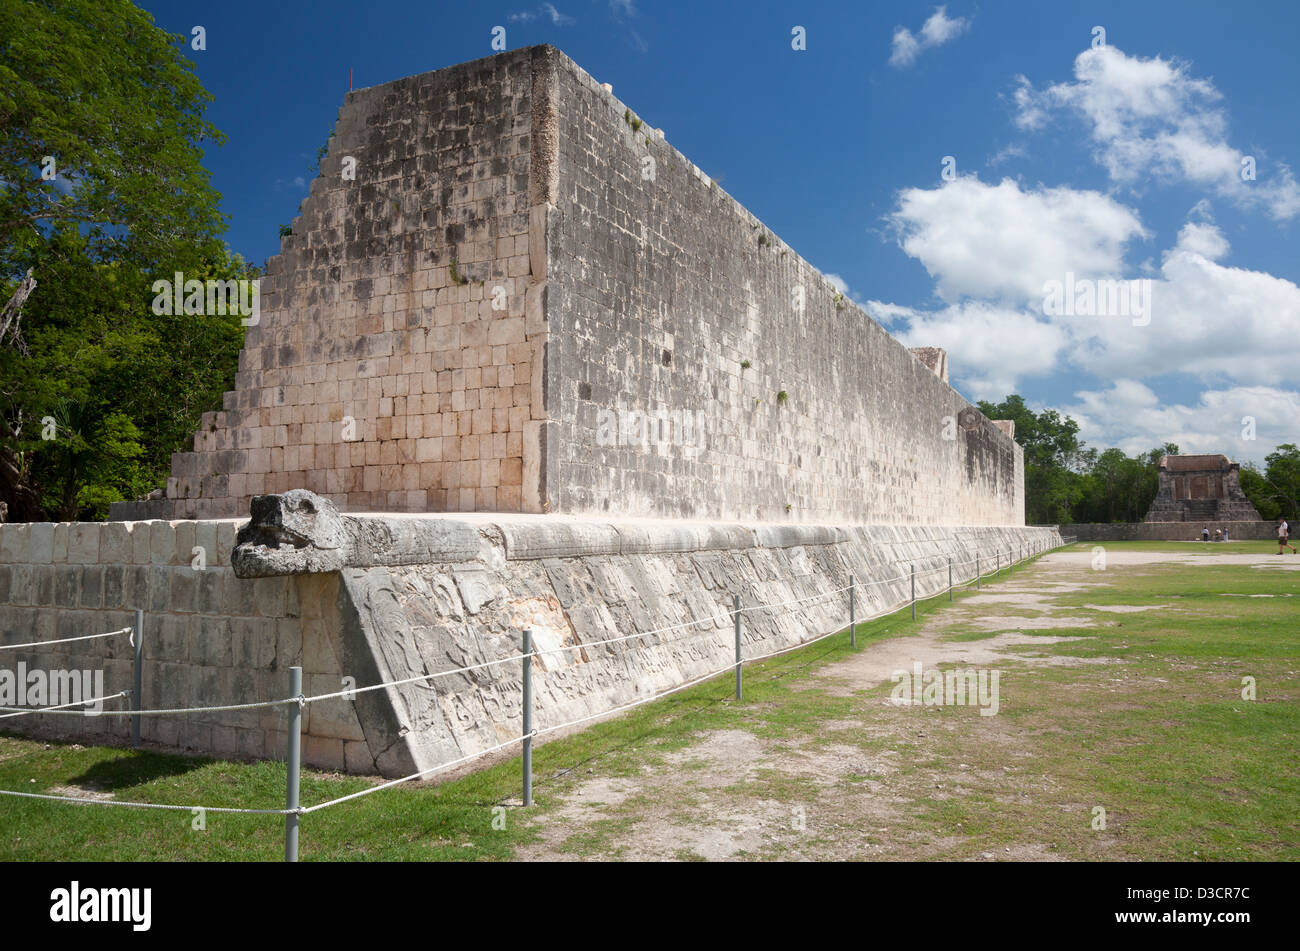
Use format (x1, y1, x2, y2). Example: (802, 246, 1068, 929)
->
(1014, 45, 1300, 220)
(1068, 225, 1300, 385)
(1173, 220, 1229, 261)
(868, 299, 1068, 400)
(875, 175, 1300, 401)
(889, 7, 970, 68)
(1065, 381, 1300, 465)
(887, 176, 1148, 303)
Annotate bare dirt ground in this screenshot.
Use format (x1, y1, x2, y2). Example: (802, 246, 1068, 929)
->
(513, 550, 1291, 861)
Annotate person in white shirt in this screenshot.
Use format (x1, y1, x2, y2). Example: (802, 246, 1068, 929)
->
(1279, 518, 1297, 554)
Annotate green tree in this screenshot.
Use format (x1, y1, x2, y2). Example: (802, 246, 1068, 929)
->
(977, 395, 1086, 523)
(0, 0, 237, 520)
(1241, 445, 1300, 522)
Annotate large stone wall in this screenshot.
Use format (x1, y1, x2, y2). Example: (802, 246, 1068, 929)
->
(543, 51, 1022, 525)
(1, 515, 1060, 776)
(0, 520, 373, 772)
(149, 49, 552, 519)
(112, 45, 1023, 528)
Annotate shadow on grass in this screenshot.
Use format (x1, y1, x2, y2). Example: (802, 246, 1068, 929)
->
(70, 749, 212, 791)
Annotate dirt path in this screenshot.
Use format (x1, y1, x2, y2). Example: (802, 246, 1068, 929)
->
(513, 550, 1290, 861)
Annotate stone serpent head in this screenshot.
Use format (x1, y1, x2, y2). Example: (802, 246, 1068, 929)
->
(232, 489, 351, 577)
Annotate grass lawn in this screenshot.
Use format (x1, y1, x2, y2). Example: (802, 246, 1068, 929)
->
(1, 541, 1296, 860)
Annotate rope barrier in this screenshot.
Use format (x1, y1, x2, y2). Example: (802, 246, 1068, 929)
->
(0, 695, 301, 718)
(737, 583, 853, 613)
(0, 788, 292, 815)
(298, 734, 526, 813)
(0, 533, 1070, 832)
(0, 627, 132, 652)
(0, 690, 130, 720)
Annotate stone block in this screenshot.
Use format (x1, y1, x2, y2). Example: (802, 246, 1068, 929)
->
(99, 522, 132, 564)
(0, 524, 27, 564)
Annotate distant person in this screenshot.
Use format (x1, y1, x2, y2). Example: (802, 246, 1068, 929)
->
(1280, 518, 1297, 554)
(1223, 528, 1230, 543)
(1214, 528, 1223, 542)
(1201, 526, 1210, 541)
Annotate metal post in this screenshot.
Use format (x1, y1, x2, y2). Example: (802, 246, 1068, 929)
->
(132, 608, 143, 749)
(948, 558, 953, 602)
(977, 553, 981, 590)
(997, 550, 1001, 576)
(285, 666, 302, 863)
(911, 564, 916, 620)
(734, 595, 742, 701)
(849, 575, 856, 648)
(522, 627, 533, 807)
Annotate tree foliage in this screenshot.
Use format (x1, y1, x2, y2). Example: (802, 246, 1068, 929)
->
(0, 0, 244, 521)
(979, 395, 1177, 525)
(1240, 445, 1300, 522)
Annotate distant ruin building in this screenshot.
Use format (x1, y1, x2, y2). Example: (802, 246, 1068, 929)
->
(1143, 454, 1262, 523)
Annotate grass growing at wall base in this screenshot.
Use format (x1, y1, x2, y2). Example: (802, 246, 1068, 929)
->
(0, 543, 1294, 860)
(0, 576, 958, 861)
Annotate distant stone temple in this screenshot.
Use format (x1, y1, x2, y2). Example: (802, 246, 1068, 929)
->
(1144, 454, 1262, 523)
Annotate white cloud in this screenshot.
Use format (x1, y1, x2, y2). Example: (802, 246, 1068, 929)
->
(825, 273, 849, 295)
(889, 7, 970, 68)
(876, 181, 1300, 399)
(1174, 220, 1229, 261)
(1065, 380, 1300, 465)
(987, 143, 1026, 167)
(868, 299, 1068, 401)
(510, 4, 574, 25)
(1014, 45, 1300, 220)
(887, 176, 1148, 303)
(1068, 227, 1300, 385)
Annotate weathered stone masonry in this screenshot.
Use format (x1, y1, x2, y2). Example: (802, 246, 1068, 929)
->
(113, 45, 1023, 527)
(1, 48, 1045, 777)
(0, 511, 1059, 776)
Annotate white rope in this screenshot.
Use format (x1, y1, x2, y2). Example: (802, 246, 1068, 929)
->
(850, 573, 909, 589)
(0, 627, 132, 652)
(304, 654, 525, 704)
(737, 583, 853, 613)
(0, 690, 130, 720)
(298, 734, 526, 813)
(528, 608, 736, 659)
(0, 787, 291, 815)
(304, 585, 918, 812)
(531, 591, 924, 739)
(1, 695, 300, 717)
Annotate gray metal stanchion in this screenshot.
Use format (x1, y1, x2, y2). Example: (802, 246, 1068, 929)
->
(997, 550, 1001, 576)
(977, 553, 981, 590)
(734, 595, 742, 701)
(948, 559, 953, 602)
(132, 608, 143, 749)
(911, 565, 916, 620)
(522, 627, 533, 807)
(285, 665, 302, 863)
(849, 575, 856, 648)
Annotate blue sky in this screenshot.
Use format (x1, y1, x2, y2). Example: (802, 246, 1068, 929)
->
(141, 0, 1300, 465)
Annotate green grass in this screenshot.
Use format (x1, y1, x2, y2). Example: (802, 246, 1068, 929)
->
(0, 590, 943, 861)
(2, 541, 1296, 860)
